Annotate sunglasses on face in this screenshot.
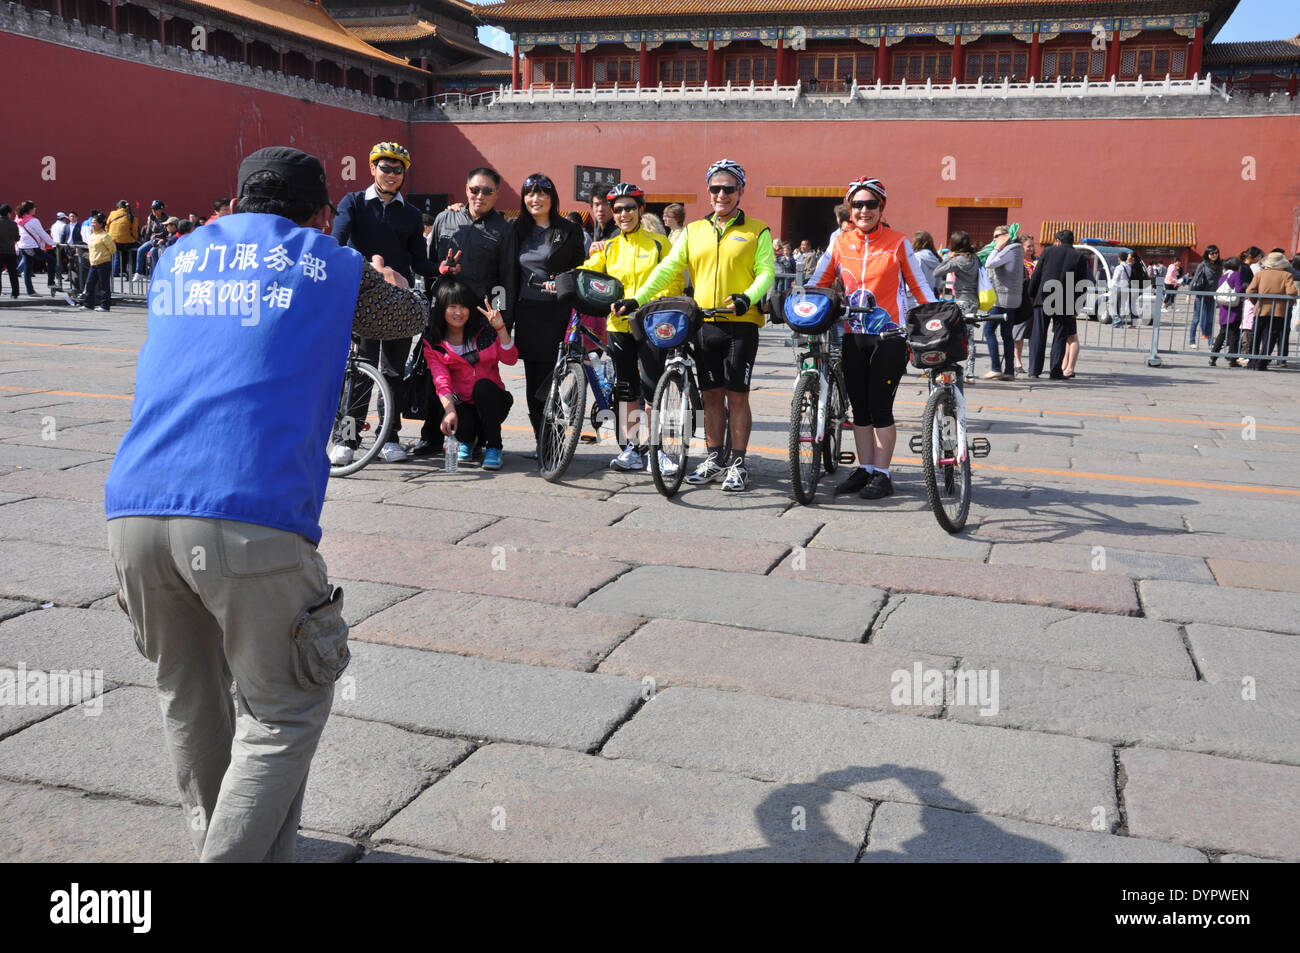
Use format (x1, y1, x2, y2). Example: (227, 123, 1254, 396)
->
(468, 186, 496, 196)
(851, 199, 881, 211)
(708, 184, 738, 195)
(522, 175, 553, 190)
(612, 204, 639, 214)
(376, 163, 405, 175)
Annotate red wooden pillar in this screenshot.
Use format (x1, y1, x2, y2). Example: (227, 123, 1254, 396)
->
(279, 47, 285, 74)
(1288, 73, 1297, 97)
(369, 72, 375, 95)
(776, 37, 786, 84)
(876, 41, 891, 82)
(572, 46, 582, 87)
(706, 39, 716, 84)
(511, 46, 519, 89)
(311, 56, 317, 83)
(952, 31, 963, 81)
(522, 54, 530, 89)
(639, 41, 648, 85)
(110, 0, 116, 32)
(1107, 30, 1121, 79)
(158, 11, 165, 44)
(242, 36, 249, 64)
(1191, 25, 1204, 76)
(1029, 31, 1041, 80)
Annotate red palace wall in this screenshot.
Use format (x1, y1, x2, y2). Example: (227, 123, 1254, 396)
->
(4, 32, 1297, 259)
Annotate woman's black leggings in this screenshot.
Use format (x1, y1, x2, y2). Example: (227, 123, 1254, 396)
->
(841, 333, 907, 428)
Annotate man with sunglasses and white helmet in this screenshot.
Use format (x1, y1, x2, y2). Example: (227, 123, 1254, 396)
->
(332, 142, 439, 464)
(809, 176, 935, 501)
(616, 158, 774, 492)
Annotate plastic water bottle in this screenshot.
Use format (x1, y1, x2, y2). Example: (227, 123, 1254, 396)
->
(444, 435, 459, 473)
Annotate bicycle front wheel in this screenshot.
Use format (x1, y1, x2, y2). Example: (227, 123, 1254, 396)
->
(788, 373, 821, 505)
(649, 368, 690, 497)
(538, 359, 586, 483)
(330, 359, 392, 477)
(920, 386, 971, 533)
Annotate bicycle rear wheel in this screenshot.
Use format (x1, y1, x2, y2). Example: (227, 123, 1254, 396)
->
(649, 368, 690, 497)
(788, 373, 820, 505)
(538, 359, 586, 482)
(329, 359, 392, 477)
(920, 386, 971, 533)
(822, 373, 846, 474)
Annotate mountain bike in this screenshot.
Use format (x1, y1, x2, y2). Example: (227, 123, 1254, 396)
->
(329, 338, 395, 477)
(905, 305, 994, 532)
(537, 307, 616, 482)
(634, 298, 732, 498)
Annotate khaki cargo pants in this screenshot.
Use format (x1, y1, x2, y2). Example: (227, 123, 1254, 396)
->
(108, 516, 349, 862)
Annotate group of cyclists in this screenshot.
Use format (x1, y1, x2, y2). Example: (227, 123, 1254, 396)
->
(333, 141, 937, 499)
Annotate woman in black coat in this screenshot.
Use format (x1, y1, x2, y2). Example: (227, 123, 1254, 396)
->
(512, 173, 587, 446)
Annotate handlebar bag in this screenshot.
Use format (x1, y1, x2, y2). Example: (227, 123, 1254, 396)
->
(554, 269, 625, 315)
(784, 286, 840, 334)
(635, 296, 702, 349)
(906, 300, 968, 368)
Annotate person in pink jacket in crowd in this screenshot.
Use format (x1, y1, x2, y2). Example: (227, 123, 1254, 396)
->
(421, 278, 517, 471)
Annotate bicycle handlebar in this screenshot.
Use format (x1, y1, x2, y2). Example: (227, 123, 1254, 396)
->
(699, 306, 739, 318)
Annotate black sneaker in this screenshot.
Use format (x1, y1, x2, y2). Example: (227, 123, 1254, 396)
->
(859, 471, 894, 500)
(835, 467, 871, 495)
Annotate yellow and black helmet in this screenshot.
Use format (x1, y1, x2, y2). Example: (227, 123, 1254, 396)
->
(369, 142, 411, 169)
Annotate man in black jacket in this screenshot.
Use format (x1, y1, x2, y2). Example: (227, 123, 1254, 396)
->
(332, 142, 439, 464)
(1027, 230, 1089, 379)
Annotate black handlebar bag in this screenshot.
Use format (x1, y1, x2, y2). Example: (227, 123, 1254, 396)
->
(554, 269, 625, 316)
(905, 300, 968, 369)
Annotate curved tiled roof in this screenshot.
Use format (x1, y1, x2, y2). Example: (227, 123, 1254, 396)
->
(179, 0, 425, 73)
(1040, 221, 1197, 247)
(1205, 37, 1300, 65)
(347, 20, 440, 43)
(479, 0, 1092, 23)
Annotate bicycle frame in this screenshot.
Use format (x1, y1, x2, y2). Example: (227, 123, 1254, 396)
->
(926, 368, 969, 467)
(552, 308, 616, 438)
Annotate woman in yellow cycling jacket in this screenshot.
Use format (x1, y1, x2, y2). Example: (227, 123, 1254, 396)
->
(580, 182, 684, 472)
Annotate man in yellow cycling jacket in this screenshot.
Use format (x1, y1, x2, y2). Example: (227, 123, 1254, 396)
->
(622, 158, 774, 492)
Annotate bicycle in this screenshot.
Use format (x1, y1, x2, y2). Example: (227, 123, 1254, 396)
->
(632, 297, 733, 498)
(781, 286, 862, 505)
(537, 277, 619, 483)
(904, 302, 994, 533)
(328, 337, 396, 477)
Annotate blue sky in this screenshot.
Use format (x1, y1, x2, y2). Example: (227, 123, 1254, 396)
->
(470, 0, 1300, 54)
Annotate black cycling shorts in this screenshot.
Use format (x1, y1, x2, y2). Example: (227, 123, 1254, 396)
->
(607, 330, 663, 405)
(842, 333, 907, 428)
(694, 321, 759, 393)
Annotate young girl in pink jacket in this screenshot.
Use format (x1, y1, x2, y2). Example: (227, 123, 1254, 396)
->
(422, 279, 517, 470)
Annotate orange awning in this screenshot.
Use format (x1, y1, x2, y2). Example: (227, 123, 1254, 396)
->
(766, 186, 844, 198)
(1041, 221, 1197, 247)
(645, 193, 697, 204)
(937, 197, 1023, 208)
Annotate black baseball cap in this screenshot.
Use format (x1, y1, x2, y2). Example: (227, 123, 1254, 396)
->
(237, 146, 336, 214)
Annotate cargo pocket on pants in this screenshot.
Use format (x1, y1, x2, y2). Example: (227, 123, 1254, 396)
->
(290, 587, 350, 690)
(116, 588, 155, 662)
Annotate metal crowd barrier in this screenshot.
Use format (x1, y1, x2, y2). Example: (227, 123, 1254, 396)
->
(51, 243, 151, 304)
(1146, 287, 1297, 368)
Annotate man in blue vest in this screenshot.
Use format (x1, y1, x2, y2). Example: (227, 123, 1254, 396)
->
(105, 146, 427, 862)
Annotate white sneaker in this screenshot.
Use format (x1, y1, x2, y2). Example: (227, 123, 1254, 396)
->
(657, 451, 679, 476)
(720, 456, 750, 492)
(685, 451, 727, 485)
(131, 273, 145, 282)
(379, 441, 409, 462)
(610, 444, 644, 471)
(329, 444, 354, 466)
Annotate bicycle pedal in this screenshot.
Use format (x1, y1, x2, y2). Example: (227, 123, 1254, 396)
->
(837, 451, 857, 465)
(908, 435, 924, 454)
(579, 434, 598, 444)
(970, 437, 991, 458)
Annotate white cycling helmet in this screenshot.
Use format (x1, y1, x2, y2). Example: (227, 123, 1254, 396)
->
(705, 158, 747, 189)
(845, 176, 887, 205)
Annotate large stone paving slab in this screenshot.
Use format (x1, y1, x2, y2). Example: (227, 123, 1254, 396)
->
(391, 483, 637, 528)
(375, 743, 874, 862)
(871, 594, 1195, 679)
(598, 618, 952, 711)
(581, 566, 886, 642)
(1121, 747, 1300, 861)
(861, 801, 1205, 863)
(0, 599, 35, 622)
(809, 511, 991, 562)
(1140, 580, 1300, 634)
(456, 516, 791, 575)
(0, 539, 118, 606)
(0, 443, 109, 471)
(319, 532, 628, 607)
(0, 467, 107, 504)
(0, 497, 111, 549)
(1207, 558, 1300, 593)
(319, 500, 499, 545)
(335, 641, 642, 751)
(770, 547, 1140, 615)
(603, 686, 1116, 830)
(948, 659, 1300, 765)
(987, 541, 1213, 583)
(1184, 623, 1300, 688)
(351, 590, 641, 672)
(330, 579, 419, 626)
(611, 494, 827, 546)
(0, 606, 154, 687)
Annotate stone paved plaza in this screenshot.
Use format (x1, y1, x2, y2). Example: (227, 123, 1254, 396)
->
(1, 298, 1297, 863)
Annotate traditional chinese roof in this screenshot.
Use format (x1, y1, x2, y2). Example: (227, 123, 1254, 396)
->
(177, 0, 426, 74)
(346, 19, 440, 43)
(439, 53, 514, 76)
(1205, 36, 1300, 65)
(1040, 220, 1197, 247)
(479, 0, 1150, 25)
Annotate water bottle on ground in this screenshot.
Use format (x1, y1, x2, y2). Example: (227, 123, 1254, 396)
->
(445, 435, 459, 473)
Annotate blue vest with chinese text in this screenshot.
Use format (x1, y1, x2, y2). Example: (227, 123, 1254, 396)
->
(105, 213, 364, 544)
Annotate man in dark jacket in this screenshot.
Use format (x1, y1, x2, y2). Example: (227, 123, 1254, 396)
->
(1027, 229, 1089, 379)
(332, 142, 439, 464)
